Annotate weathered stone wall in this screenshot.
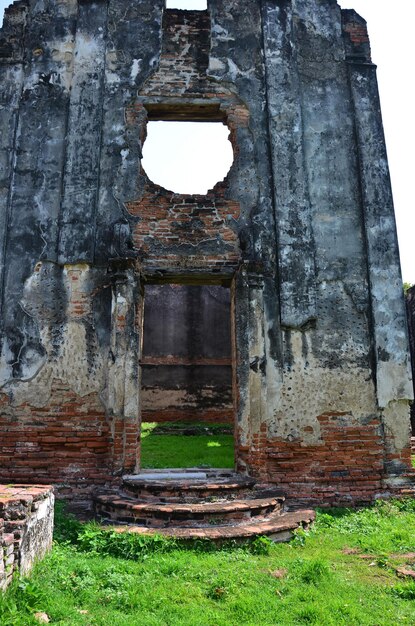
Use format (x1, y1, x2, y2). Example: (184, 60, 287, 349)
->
(406, 286, 415, 434)
(0, 0, 412, 505)
(0, 485, 54, 591)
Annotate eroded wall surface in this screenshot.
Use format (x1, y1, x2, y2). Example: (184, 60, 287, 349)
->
(0, 485, 54, 591)
(0, 0, 413, 505)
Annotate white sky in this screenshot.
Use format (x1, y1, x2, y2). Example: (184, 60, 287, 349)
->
(166, 0, 207, 6)
(142, 121, 233, 195)
(0, 0, 414, 282)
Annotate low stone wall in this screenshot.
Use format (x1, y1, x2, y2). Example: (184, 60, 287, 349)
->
(0, 485, 54, 591)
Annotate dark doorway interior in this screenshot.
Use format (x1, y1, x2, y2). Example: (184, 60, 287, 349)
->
(140, 283, 234, 468)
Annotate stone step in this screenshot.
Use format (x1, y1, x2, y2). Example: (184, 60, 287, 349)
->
(108, 510, 316, 542)
(122, 469, 258, 502)
(93, 470, 314, 541)
(95, 493, 285, 528)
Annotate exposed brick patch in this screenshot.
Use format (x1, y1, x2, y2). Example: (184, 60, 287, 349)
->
(385, 444, 413, 471)
(128, 182, 241, 270)
(127, 6, 249, 274)
(343, 23, 370, 45)
(141, 9, 211, 97)
(0, 383, 117, 495)
(64, 265, 91, 319)
(237, 414, 386, 507)
(341, 10, 372, 62)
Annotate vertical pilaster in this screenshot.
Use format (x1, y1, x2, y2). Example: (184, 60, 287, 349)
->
(107, 261, 141, 475)
(0, 63, 24, 331)
(59, 0, 109, 264)
(343, 11, 412, 480)
(344, 13, 412, 410)
(261, 0, 316, 328)
(0, 0, 28, 325)
(247, 272, 268, 433)
(234, 265, 268, 475)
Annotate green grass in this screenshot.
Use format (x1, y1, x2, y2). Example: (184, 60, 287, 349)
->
(140, 422, 234, 468)
(2, 500, 415, 625)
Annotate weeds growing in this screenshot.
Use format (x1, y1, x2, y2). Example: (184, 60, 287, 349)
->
(1, 499, 415, 625)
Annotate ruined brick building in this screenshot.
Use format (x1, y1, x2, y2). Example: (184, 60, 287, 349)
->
(0, 0, 413, 508)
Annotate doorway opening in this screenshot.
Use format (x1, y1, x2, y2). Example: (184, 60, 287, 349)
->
(140, 282, 235, 469)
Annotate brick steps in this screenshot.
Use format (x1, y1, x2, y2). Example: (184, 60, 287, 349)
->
(109, 510, 316, 542)
(93, 470, 315, 540)
(122, 469, 257, 502)
(95, 493, 284, 527)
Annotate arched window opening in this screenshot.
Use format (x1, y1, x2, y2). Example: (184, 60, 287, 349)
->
(142, 121, 234, 195)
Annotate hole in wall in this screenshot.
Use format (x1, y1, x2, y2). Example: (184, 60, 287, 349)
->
(166, 0, 207, 9)
(142, 121, 234, 195)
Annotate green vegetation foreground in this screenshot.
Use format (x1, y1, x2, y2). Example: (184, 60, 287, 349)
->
(2, 500, 415, 625)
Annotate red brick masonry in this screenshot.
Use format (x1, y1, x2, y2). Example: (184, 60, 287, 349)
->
(238, 414, 414, 507)
(0, 384, 115, 494)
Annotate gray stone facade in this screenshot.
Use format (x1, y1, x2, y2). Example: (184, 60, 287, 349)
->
(0, 0, 412, 506)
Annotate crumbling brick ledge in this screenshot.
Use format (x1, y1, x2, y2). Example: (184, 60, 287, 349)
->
(0, 485, 54, 591)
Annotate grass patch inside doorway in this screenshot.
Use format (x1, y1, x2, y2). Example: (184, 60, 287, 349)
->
(140, 422, 234, 469)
